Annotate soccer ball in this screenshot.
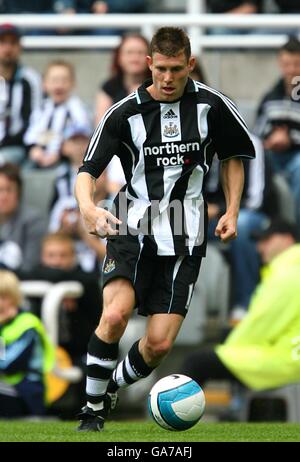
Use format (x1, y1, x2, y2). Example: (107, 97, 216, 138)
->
(148, 374, 205, 431)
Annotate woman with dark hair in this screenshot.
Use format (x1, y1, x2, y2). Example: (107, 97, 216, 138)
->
(95, 34, 151, 124)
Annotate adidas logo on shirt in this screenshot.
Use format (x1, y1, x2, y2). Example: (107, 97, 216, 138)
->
(163, 109, 177, 119)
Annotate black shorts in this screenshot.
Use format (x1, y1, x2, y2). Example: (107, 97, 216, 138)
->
(102, 235, 202, 318)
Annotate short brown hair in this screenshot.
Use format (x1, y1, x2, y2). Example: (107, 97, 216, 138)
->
(41, 232, 76, 253)
(280, 36, 300, 54)
(150, 27, 191, 61)
(44, 60, 75, 81)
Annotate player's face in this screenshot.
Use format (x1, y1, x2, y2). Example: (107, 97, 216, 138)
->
(147, 51, 195, 102)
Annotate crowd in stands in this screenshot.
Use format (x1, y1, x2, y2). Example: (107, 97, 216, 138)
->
(1, 6, 300, 419)
(0, 1, 299, 35)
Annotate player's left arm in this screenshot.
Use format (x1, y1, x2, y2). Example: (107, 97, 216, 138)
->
(215, 158, 244, 243)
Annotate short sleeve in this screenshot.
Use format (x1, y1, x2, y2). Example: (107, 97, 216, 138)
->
(78, 110, 122, 179)
(213, 95, 256, 161)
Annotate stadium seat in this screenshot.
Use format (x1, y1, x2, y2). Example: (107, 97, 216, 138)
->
(21, 168, 57, 218)
(238, 384, 300, 422)
(21, 280, 84, 383)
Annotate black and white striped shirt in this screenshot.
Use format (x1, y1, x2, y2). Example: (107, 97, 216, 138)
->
(255, 78, 300, 149)
(25, 95, 90, 155)
(0, 64, 42, 147)
(79, 78, 255, 256)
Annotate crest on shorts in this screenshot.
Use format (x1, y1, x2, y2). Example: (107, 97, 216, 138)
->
(103, 258, 116, 274)
(163, 122, 179, 138)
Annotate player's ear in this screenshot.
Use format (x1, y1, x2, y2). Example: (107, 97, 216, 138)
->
(189, 56, 196, 73)
(146, 55, 153, 71)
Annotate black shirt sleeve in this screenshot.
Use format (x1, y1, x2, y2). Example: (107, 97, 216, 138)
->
(212, 95, 256, 161)
(78, 109, 123, 179)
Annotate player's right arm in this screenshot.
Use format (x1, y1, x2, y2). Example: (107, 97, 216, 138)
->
(75, 172, 121, 238)
(75, 103, 124, 237)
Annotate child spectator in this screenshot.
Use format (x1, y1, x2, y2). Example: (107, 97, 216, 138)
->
(25, 60, 90, 169)
(0, 269, 54, 418)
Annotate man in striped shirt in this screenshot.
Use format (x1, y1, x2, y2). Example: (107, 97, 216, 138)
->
(75, 27, 255, 431)
(0, 23, 42, 165)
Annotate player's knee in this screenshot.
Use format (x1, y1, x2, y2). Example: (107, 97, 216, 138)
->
(145, 338, 173, 362)
(101, 309, 128, 333)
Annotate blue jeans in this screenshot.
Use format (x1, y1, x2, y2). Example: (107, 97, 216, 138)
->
(208, 208, 267, 309)
(229, 209, 268, 309)
(267, 150, 300, 226)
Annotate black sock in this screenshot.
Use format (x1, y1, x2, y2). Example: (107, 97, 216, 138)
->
(107, 340, 154, 393)
(86, 333, 119, 410)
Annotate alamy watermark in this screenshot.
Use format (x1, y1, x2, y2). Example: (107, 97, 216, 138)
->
(0, 337, 5, 360)
(96, 192, 204, 245)
(291, 76, 300, 101)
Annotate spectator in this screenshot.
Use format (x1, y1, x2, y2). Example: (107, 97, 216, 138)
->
(0, 269, 54, 418)
(208, 0, 262, 13)
(204, 135, 279, 318)
(95, 33, 150, 123)
(0, 163, 47, 272)
(255, 37, 300, 226)
(49, 123, 107, 207)
(181, 220, 300, 401)
(19, 232, 101, 361)
(57, 0, 146, 14)
(49, 123, 91, 208)
(207, 1, 263, 34)
(25, 60, 90, 169)
(0, 23, 42, 166)
(56, 1, 147, 35)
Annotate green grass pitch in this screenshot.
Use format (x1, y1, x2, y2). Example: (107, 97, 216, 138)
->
(0, 420, 300, 442)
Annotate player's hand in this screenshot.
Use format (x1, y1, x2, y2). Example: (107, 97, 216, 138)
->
(82, 206, 122, 238)
(214, 213, 237, 243)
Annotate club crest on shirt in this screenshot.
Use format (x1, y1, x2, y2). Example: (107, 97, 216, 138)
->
(103, 258, 116, 274)
(163, 122, 179, 138)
